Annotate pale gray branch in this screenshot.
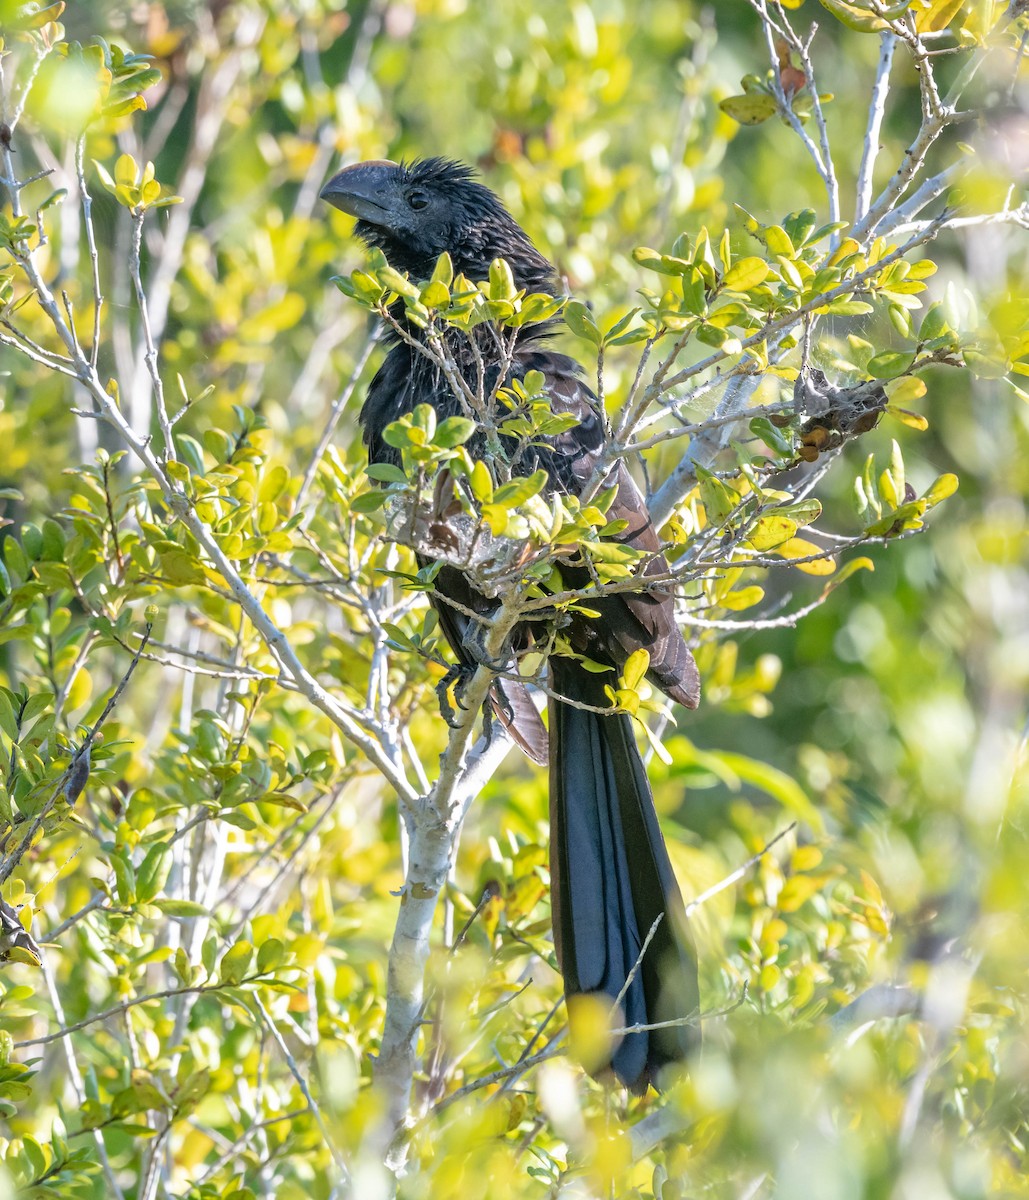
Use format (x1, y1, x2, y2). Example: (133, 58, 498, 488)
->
(855, 32, 897, 223)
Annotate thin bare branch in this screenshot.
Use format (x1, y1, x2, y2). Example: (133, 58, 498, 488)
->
(855, 32, 897, 223)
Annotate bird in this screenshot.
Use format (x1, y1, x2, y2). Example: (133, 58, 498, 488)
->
(321, 157, 701, 1092)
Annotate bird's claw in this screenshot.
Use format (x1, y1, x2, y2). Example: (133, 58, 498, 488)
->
(435, 664, 472, 729)
(460, 623, 514, 675)
(435, 664, 501, 748)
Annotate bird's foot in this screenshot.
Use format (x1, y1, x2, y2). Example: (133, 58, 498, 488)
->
(435, 664, 501, 748)
(460, 622, 514, 675)
(435, 664, 473, 729)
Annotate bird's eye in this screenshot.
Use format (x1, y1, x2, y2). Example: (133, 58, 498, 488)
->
(407, 189, 430, 210)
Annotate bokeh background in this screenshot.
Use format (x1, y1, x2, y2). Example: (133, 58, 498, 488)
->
(0, 1, 1026, 1197)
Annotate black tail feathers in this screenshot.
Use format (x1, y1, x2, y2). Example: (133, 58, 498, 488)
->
(548, 656, 700, 1092)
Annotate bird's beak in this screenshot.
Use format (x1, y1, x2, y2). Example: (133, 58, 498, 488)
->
(320, 159, 399, 224)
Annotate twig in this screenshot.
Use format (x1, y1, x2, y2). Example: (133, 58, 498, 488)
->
(437, 1031, 569, 1107)
(610, 913, 664, 1015)
(684, 823, 797, 916)
(296, 325, 380, 513)
(0, 624, 153, 888)
(828, 983, 921, 1033)
(126, 8, 267, 427)
(186, 1107, 310, 1191)
(252, 993, 352, 1188)
(75, 133, 104, 371)
(750, 2, 840, 225)
(129, 209, 174, 459)
(14, 973, 268, 1048)
(39, 955, 126, 1200)
(855, 32, 897, 223)
(44, 890, 109, 941)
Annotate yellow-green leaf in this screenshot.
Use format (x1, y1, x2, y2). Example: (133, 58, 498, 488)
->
(420, 280, 450, 308)
(887, 405, 929, 430)
(776, 537, 836, 575)
(821, 556, 874, 597)
(748, 515, 797, 550)
(698, 470, 737, 523)
(818, 0, 907, 32)
(719, 94, 778, 125)
(489, 258, 516, 302)
(621, 648, 650, 692)
(114, 153, 137, 188)
(923, 472, 958, 507)
(721, 585, 765, 611)
(886, 376, 927, 405)
(722, 257, 769, 291)
(915, 0, 964, 32)
(470, 460, 493, 502)
(431, 252, 454, 286)
(219, 941, 253, 986)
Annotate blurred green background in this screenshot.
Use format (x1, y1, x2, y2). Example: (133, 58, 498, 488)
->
(0, 1, 1026, 1197)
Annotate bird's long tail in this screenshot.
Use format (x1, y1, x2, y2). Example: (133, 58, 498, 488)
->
(548, 656, 699, 1092)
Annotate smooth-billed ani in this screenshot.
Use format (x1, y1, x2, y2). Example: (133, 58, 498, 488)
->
(321, 157, 701, 1091)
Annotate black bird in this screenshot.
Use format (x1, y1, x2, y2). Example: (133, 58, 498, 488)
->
(321, 157, 701, 1091)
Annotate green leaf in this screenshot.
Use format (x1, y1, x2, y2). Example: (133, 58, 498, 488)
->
(492, 470, 548, 507)
(750, 417, 794, 457)
(219, 941, 254, 986)
(351, 490, 387, 513)
(155, 900, 210, 919)
(0, 690, 18, 741)
(822, 298, 874, 316)
(919, 303, 950, 341)
(866, 351, 913, 379)
(14, 1, 66, 28)
(696, 466, 737, 523)
(722, 257, 769, 292)
(111, 853, 136, 904)
(21, 691, 53, 723)
(419, 280, 450, 308)
(470, 460, 493, 502)
(963, 348, 1008, 379)
(764, 226, 795, 258)
(564, 300, 601, 345)
(719, 93, 778, 125)
(365, 463, 407, 484)
(778, 498, 822, 526)
(257, 937, 287, 974)
(136, 844, 171, 902)
(680, 267, 707, 317)
(783, 209, 818, 248)
(602, 309, 641, 346)
(376, 266, 417, 299)
(864, 499, 928, 536)
(158, 547, 206, 585)
(434, 416, 476, 448)
(431, 252, 454, 286)
(489, 258, 516, 301)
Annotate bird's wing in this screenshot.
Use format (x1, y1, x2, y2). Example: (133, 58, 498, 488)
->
(522, 354, 700, 709)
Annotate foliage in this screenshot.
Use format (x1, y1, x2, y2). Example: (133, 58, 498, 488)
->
(0, 1, 1026, 1198)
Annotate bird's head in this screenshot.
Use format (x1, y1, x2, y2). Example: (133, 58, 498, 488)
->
(320, 157, 557, 293)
